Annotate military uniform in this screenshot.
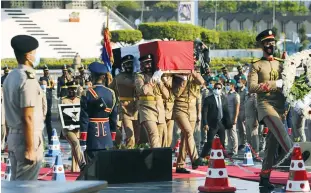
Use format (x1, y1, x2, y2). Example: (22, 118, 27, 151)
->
(236, 76, 248, 146)
(1, 87, 7, 150)
(76, 65, 91, 97)
(4, 35, 44, 180)
(110, 55, 139, 148)
(245, 93, 260, 152)
(172, 72, 204, 171)
(57, 65, 72, 98)
(249, 29, 292, 181)
(39, 65, 55, 144)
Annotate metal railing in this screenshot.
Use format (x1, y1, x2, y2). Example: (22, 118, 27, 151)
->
(104, 5, 136, 29)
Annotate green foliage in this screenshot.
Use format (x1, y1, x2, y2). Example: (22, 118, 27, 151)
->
(298, 24, 310, 50)
(153, 1, 177, 11)
(210, 57, 256, 71)
(116, 1, 140, 13)
(115, 143, 150, 150)
(272, 26, 279, 39)
(216, 31, 257, 49)
(277, 1, 309, 15)
(111, 30, 143, 45)
(290, 74, 311, 100)
(199, 1, 238, 13)
(200, 29, 220, 45)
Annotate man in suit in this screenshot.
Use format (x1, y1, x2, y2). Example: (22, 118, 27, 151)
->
(200, 82, 232, 158)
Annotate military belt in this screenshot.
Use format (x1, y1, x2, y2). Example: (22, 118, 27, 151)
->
(89, 118, 109, 122)
(119, 97, 135, 101)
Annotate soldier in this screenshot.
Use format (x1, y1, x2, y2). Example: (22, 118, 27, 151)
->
(135, 54, 169, 148)
(234, 64, 244, 83)
(76, 65, 91, 97)
(172, 71, 204, 173)
(57, 65, 72, 98)
(225, 79, 239, 156)
(202, 67, 212, 84)
(110, 55, 139, 148)
(4, 35, 44, 180)
(61, 81, 85, 172)
(1, 66, 10, 85)
(245, 93, 260, 152)
(236, 75, 248, 149)
(79, 62, 118, 168)
(248, 29, 309, 189)
(221, 65, 231, 80)
(39, 65, 55, 144)
(73, 53, 81, 72)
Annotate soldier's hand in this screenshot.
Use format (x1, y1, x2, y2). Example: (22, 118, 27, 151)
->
(275, 79, 283, 88)
(203, 125, 209, 132)
(25, 149, 36, 164)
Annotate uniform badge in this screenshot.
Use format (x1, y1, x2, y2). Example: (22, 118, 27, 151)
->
(269, 30, 272, 35)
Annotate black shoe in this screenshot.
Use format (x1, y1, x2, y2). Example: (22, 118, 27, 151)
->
(176, 168, 190, 174)
(192, 158, 203, 170)
(302, 150, 310, 162)
(259, 177, 275, 189)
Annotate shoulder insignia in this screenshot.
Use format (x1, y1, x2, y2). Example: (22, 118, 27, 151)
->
(251, 58, 261, 64)
(25, 70, 35, 79)
(274, 57, 284, 62)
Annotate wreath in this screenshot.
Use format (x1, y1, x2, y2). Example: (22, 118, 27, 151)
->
(281, 50, 311, 117)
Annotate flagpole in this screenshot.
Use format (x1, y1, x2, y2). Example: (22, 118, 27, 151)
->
(106, 6, 109, 29)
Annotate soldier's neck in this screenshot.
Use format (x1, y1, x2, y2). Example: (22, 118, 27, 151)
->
(263, 52, 274, 61)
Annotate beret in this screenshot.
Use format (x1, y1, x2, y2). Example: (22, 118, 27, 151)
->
(240, 75, 247, 80)
(209, 76, 219, 82)
(139, 54, 153, 62)
(227, 79, 236, 85)
(256, 29, 276, 42)
(221, 64, 227, 70)
(11, 35, 39, 54)
(62, 65, 68, 70)
(68, 68, 74, 73)
(88, 62, 109, 74)
(121, 55, 134, 63)
(66, 81, 79, 88)
(43, 65, 49, 71)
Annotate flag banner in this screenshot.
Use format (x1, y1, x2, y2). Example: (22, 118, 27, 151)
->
(101, 27, 114, 72)
(112, 41, 194, 73)
(58, 104, 81, 129)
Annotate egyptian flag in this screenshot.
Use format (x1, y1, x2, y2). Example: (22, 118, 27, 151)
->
(101, 27, 114, 72)
(112, 41, 194, 75)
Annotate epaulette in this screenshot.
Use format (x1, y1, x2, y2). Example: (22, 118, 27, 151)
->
(251, 58, 261, 64)
(25, 70, 35, 79)
(274, 57, 284, 62)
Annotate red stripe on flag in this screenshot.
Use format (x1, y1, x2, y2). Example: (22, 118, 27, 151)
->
(104, 28, 113, 63)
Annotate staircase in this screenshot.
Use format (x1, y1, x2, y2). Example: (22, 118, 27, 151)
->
(3, 9, 76, 58)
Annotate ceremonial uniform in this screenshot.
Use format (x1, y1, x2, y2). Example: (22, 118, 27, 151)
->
(172, 72, 204, 171)
(135, 55, 168, 148)
(4, 35, 44, 180)
(110, 55, 139, 148)
(245, 93, 260, 152)
(39, 65, 55, 143)
(249, 29, 292, 182)
(61, 81, 84, 172)
(57, 65, 72, 98)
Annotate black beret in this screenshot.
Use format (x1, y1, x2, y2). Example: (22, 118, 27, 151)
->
(66, 81, 79, 88)
(139, 54, 153, 62)
(256, 29, 276, 42)
(43, 65, 49, 71)
(121, 55, 134, 63)
(11, 35, 39, 54)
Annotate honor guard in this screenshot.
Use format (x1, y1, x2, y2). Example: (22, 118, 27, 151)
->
(39, 65, 55, 144)
(249, 29, 309, 189)
(4, 35, 44, 180)
(80, 62, 118, 157)
(1, 65, 10, 86)
(57, 65, 72, 98)
(61, 81, 85, 172)
(110, 55, 139, 148)
(135, 54, 169, 148)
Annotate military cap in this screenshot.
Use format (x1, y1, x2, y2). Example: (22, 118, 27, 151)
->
(68, 68, 74, 73)
(66, 81, 79, 88)
(11, 35, 39, 54)
(139, 54, 153, 62)
(237, 63, 243, 70)
(88, 62, 109, 74)
(209, 76, 219, 82)
(43, 65, 49, 71)
(62, 65, 68, 71)
(256, 29, 276, 42)
(221, 64, 227, 70)
(121, 55, 134, 63)
(78, 65, 85, 70)
(240, 75, 247, 80)
(227, 79, 236, 85)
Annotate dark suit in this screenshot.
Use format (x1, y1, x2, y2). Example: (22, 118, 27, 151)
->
(200, 94, 232, 157)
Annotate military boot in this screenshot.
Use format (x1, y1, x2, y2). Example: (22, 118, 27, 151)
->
(259, 176, 275, 189)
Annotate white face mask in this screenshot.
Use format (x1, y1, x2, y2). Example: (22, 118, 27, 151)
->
(29, 51, 40, 68)
(213, 89, 221, 95)
(41, 85, 47, 92)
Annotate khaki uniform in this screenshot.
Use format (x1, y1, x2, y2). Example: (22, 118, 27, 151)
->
(135, 73, 169, 148)
(110, 73, 139, 148)
(172, 73, 204, 168)
(248, 58, 292, 178)
(3, 65, 44, 180)
(237, 87, 248, 145)
(61, 96, 84, 172)
(245, 93, 260, 152)
(226, 90, 239, 154)
(162, 76, 175, 147)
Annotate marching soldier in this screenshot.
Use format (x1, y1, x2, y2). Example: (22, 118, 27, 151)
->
(236, 75, 248, 149)
(4, 35, 44, 180)
(172, 71, 204, 173)
(79, 62, 118, 169)
(1, 66, 10, 86)
(248, 29, 309, 189)
(57, 65, 72, 98)
(61, 81, 85, 172)
(245, 93, 260, 152)
(135, 54, 169, 148)
(39, 65, 55, 144)
(110, 55, 139, 148)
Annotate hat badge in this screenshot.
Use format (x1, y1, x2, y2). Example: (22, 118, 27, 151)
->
(269, 30, 272, 35)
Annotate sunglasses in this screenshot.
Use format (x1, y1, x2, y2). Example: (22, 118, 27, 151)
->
(215, 87, 222, 90)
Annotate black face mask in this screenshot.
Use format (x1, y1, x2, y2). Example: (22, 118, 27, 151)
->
(263, 45, 275, 55)
(68, 88, 77, 98)
(125, 67, 133, 73)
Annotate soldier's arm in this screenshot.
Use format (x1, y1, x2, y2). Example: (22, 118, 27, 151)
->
(42, 93, 47, 119)
(248, 63, 278, 93)
(135, 74, 154, 96)
(191, 71, 205, 86)
(234, 94, 240, 124)
(79, 94, 89, 147)
(109, 91, 118, 142)
(172, 75, 187, 97)
(158, 81, 169, 100)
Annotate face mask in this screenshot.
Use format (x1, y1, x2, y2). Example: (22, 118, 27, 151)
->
(263, 45, 275, 56)
(213, 89, 221, 95)
(237, 83, 242, 88)
(41, 85, 47, 92)
(30, 52, 40, 68)
(68, 89, 77, 98)
(208, 83, 213, 89)
(225, 86, 231, 91)
(85, 85, 89, 89)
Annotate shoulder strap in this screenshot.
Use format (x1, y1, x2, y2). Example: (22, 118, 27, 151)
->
(88, 88, 99, 99)
(25, 70, 35, 79)
(251, 58, 261, 64)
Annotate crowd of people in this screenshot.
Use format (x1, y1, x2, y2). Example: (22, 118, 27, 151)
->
(1, 29, 311, 191)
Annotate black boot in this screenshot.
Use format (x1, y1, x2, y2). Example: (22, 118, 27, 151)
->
(302, 150, 310, 162)
(192, 158, 203, 170)
(259, 176, 275, 189)
(176, 168, 190, 174)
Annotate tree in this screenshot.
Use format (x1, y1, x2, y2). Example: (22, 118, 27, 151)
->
(199, 1, 237, 13)
(110, 30, 143, 46)
(153, 1, 177, 11)
(115, 1, 140, 13)
(298, 24, 310, 50)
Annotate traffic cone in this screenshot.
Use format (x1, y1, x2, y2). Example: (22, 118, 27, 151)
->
(45, 128, 61, 157)
(198, 136, 236, 193)
(173, 139, 181, 167)
(242, 143, 254, 166)
(2, 158, 11, 181)
(52, 154, 66, 181)
(285, 143, 310, 192)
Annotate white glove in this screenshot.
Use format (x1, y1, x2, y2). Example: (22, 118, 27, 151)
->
(275, 79, 283, 88)
(152, 70, 163, 80)
(68, 125, 75, 131)
(81, 145, 86, 152)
